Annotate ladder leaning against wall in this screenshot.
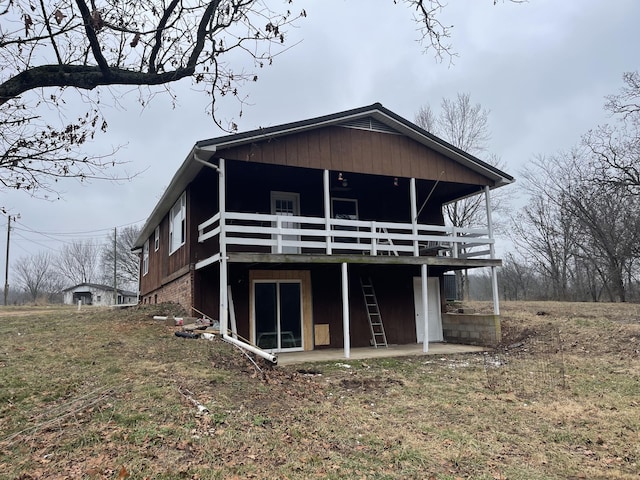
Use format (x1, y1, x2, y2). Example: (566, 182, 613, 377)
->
(360, 276, 388, 348)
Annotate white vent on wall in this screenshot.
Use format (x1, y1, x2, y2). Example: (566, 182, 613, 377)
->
(339, 117, 400, 135)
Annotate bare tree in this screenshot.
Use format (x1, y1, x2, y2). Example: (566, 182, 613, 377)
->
(514, 149, 640, 303)
(605, 71, 640, 118)
(498, 252, 537, 301)
(415, 93, 509, 298)
(512, 156, 578, 300)
(583, 71, 640, 192)
(0, 1, 523, 204)
(13, 251, 59, 302)
(415, 93, 507, 228)
(566, 180, 640, 302)
(101, 224, 141, 290)
(56, 239, 101, 286)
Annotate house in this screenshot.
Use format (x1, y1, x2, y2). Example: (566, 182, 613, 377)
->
(63, 283, 138, 306)
(134, 103, 513, 362)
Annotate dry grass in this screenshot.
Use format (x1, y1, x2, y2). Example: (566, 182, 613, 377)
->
(0, 301, 638, 479)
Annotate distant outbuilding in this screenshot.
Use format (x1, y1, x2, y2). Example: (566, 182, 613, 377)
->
(62, 283, 137, 306)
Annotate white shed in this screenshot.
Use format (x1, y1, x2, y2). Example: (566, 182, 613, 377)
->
(62, 283, 137, 306)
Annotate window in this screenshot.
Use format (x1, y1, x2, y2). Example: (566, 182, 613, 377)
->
(154, 226, 160, 251)
(169, 192, 186, 254)
(143, 239, 149, 275)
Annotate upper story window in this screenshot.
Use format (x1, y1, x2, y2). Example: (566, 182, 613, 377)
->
(154, 225, 160, 251)
(142, 239, 149, 276)
(169, 192, 186, 254)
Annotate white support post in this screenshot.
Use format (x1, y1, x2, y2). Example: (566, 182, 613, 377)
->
(410, 178, 419, 256)
(421, 264, 429, 353)
(371, 220, 377, 256)
(219, 158, 228, 336)
(485, 186, 500, 315)
(323, 169, 332, 254)
(341, 262, 350, 359)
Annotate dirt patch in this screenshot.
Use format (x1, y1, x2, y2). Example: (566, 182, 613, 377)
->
(338, 376, 404, 391)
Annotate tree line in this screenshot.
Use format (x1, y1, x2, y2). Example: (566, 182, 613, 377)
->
(477, 72, 640, 302)
(7, 225, 140, 304)
(415, 74, 640, 303)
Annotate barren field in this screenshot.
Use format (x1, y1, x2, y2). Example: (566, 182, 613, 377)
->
(0, 301, 638, 479)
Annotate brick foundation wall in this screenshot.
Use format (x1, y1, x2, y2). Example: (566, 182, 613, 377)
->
(442, 313, 501, 347)
(141, 270, 194, 314)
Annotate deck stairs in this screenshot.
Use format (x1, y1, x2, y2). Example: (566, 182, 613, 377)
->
(360, 276, 388, 348)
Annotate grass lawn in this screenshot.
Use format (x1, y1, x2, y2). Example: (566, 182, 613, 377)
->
(0, 301, 639, 479)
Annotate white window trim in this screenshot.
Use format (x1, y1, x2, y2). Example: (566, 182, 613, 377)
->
(154, 226, 160, 252)
(169, 192, 186, 255)
(142, 239, 149, 276)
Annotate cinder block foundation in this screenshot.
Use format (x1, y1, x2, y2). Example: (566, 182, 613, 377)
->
(442, 313, 501, 347)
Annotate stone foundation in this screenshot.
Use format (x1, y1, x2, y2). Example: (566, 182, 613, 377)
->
(141, 269, 194, 314)
(442, 313, 501, 347)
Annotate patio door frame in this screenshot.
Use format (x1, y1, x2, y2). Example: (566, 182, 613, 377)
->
(249, 270, 314, 352)
(252, 279, 304, 352)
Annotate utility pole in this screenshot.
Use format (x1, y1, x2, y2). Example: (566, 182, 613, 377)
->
(113, 227, 117, 305)
(4, 213, 20, 306)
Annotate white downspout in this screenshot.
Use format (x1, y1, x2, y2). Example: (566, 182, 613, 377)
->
(195, 149, 278, 364)
(218, 157, 229, 349)
(485, 186, 500, 315)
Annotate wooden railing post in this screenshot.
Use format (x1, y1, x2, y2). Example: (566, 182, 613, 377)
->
(452, 227, 459, 259)
(276, 216, 283, 253)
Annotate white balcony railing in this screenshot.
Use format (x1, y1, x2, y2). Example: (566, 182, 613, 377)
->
(197, 212, 494, 266)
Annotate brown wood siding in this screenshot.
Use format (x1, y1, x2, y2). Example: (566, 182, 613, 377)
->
(311, 264, 423, 348)
(193, 262, 438, 350)
(189, 168, 221, 266)
(219, 126, 492, 185)
(194, 265, 221, 324)
(139, 189, 192, 297)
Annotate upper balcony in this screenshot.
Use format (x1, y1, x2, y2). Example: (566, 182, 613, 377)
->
(195, 211, 496, 269)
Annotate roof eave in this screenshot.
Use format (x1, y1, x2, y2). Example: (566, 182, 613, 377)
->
(133, 145, 217, 249)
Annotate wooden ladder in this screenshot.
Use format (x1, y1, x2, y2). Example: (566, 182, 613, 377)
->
(360, 276, 388, 348)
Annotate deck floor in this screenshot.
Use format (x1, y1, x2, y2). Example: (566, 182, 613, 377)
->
(276, 343, 487, 366)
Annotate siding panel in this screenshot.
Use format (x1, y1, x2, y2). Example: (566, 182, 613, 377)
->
(219, 126, 491, 185)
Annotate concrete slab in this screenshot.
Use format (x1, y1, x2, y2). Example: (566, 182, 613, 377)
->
(276, 343, 487, 366)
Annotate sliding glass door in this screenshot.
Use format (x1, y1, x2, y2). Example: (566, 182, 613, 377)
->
(254, 281, 302, 351)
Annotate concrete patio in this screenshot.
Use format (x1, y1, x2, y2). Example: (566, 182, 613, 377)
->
(276, 343, 488, 366)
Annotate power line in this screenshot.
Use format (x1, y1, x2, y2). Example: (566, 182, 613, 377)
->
(13, 217, 145, 237)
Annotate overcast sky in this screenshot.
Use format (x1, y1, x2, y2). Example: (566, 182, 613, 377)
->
(2, 0, 639, 269)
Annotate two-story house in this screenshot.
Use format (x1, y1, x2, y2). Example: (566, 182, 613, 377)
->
(134, 103, 513, 363)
